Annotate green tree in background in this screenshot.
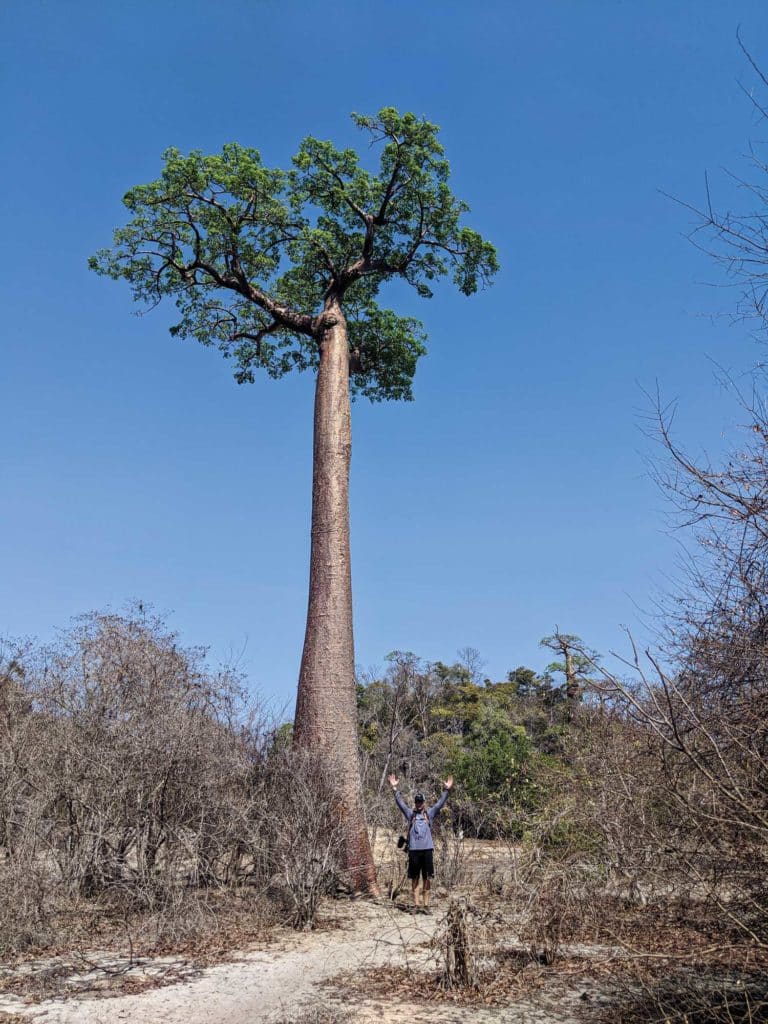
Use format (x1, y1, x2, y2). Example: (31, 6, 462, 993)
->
(540, 632, 600, 717)
(356, 652, 576, 837)
(453, 704, 532, 791)
(90, 109, 498, 891)
(503, 666, 542, 700)
(487, 667, 567, 755)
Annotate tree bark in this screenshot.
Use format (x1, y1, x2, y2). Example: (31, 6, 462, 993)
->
(564, 648, 580, 710)
(294, 299, 378, 894)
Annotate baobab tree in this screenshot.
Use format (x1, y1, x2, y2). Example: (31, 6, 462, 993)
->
(540, 632, 600, 717)
(90, 108, 498, 890)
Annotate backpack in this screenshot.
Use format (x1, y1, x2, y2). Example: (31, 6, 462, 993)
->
(398, 809, 429, 852)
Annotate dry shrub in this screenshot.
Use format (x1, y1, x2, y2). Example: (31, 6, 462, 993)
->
(519, 872, 569, 966)
(598, 968, 768, 1024)
(0, 606, 339, 954)
(503, 432, 768, 1006)
(373, 836, 409, 901)
(0, 860, 53, 955)
(482, 861, 509, 897)
(434, 817, 467, 892)
(1, 609, 268, 905)
(498, 829, 606, 967)
(563, 653, 768, 959)
(437, 897, 479, 991)
(264, 746, 343, 930)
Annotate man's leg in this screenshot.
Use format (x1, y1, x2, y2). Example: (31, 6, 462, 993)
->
(422, 850, 434, 913)
(407, 850, 420, 910)
(411, 876, 421, 909)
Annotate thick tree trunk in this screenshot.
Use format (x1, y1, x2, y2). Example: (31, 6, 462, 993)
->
(294, 300, 378, 894)
(564, 649, 580, 710)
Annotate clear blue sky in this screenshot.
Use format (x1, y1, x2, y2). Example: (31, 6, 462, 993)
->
(2, 1, 767, 702)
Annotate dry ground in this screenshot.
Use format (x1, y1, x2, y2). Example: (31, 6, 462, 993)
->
(0, 898, 611, 1024)
(0, 838, 613, 1024)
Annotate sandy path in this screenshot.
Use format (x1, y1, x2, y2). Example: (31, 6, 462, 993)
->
(2, 900, 590, 1024)
(6, 902, 440, 1024)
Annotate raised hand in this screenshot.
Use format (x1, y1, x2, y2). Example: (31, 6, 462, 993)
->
(443, 776, 454, 790)
(387, 774, 398, 788)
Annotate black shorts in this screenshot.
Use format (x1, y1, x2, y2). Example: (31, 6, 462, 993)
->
(407, 848, 434, 881)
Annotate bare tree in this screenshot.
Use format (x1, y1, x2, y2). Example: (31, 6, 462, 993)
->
(456, 647, 486, 686)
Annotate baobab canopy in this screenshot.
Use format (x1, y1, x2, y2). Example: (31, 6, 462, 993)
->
(89, 108, 499, 402)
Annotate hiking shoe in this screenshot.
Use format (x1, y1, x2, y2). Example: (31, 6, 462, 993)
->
(422, 906, 433, 915)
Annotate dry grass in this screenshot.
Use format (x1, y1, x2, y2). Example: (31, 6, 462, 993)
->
(274, 1008, 350, 1024)
(344, 952, 602, 1010)
(593, 967, 768, 1024)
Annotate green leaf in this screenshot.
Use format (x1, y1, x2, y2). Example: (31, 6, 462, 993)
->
(91, 110, 498, 400)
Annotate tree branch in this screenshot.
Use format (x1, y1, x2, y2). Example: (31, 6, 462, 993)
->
(314, 156, 370, 226)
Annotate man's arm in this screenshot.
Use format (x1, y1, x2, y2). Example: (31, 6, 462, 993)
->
(388, 773, 412, 821)
(428, 776, 454, 821)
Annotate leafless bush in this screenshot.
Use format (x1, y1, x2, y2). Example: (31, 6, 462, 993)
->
(374, 838, 409, 901)
(521, 873, 568, 966)
(263, 747, 343, 930)
(631, 385, 768, 953)
(437, 897, 479, 990)
(519, 861, 604, 966)
(435, 818, 467, 892)
(0, 606, 339, 953)
(598, 968, 768, 1023)
(0, 859, 53, 955)
(570, 568, 768, 956)
(11, 609, 269, 902)
(482, 860, 509, 897)
(0, 640, 36, 862)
